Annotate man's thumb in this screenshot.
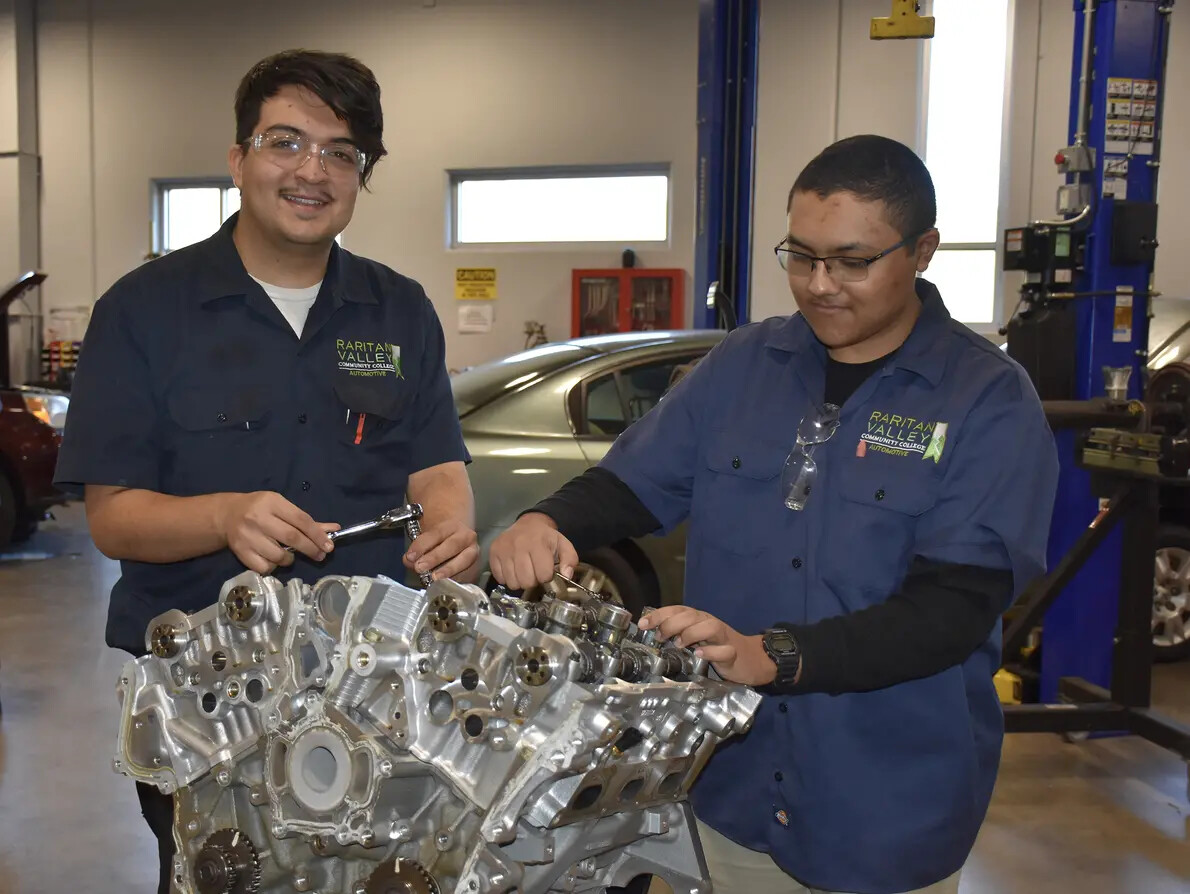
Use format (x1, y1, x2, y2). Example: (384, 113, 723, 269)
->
(557, 538, 579, 579)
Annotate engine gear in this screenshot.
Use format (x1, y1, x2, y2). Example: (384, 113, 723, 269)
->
(194, 829, 261, 894)
(363, 858, 439, 894)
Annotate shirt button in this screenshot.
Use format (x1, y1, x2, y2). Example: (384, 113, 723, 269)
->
(732, 456, 741, 469)
(875, 488, 885, 501)
(791, 557, 802, 569)
(779, 702, 788, 713)
(774, 771, 784, 782)
(216, 413, 227, 423)
(301, 481, 311, 491)
(298, 413, 307, 424)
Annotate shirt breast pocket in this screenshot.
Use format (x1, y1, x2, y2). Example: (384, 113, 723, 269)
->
(696, 430, 790, 556)
(165, 386, 271, 496)
(822, 467, 940, 597)
(333, 380, 414, 498)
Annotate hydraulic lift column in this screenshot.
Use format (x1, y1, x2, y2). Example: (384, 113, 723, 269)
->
(1005, 0, 1170, 702)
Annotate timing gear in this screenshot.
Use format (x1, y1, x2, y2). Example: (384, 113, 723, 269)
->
(194, 829, 261, 894)
(363, 858, 439, 894)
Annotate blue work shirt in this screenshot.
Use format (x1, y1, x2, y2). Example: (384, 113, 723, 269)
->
(602, 280, 1057, 894)
(54, 215, 468, 655)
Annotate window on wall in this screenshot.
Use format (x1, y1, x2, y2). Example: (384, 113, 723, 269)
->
(152, 180, 241, 254)
(921, 0, 1012, 326)
(152, 180, 344, 254)
(451, 166, 670, 246)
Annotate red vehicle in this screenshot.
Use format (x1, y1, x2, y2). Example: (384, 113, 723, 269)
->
(0, 387, 65, 546)
(0, 272, 69, 548)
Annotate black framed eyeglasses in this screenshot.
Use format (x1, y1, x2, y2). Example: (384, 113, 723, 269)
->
(774, 232, 922, 283)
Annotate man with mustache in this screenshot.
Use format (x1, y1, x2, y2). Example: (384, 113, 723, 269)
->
(55, 50, 477, 893)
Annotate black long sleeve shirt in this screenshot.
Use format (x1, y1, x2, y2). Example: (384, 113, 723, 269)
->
(528, 352, 1014, 695)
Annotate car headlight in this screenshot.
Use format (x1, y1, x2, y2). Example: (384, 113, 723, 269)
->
(21, 392, 70, 431)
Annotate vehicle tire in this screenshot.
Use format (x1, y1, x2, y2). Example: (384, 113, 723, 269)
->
(0, 473, 16, 549)
(1153, 524, 1190, 662)
(525, 546, 660, 622)
(10, 511, 39, 544)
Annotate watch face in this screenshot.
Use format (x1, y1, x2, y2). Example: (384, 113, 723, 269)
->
(767, 632, 796, 653)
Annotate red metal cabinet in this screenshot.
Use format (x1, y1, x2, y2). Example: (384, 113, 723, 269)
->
(571, 269, 685, 337)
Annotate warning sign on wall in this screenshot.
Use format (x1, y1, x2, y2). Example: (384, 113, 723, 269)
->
(455, 268, 498, 301)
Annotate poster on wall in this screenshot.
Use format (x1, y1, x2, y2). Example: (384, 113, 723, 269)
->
(455, 268, 498, 301)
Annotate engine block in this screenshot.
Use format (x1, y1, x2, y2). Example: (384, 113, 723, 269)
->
(114, 572, 761, 894)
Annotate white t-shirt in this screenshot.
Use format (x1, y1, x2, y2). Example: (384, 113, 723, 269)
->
(250, 274, 322, 337)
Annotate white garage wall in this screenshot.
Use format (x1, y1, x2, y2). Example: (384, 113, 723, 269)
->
(752, 0, 1189, 340)
(751, 0, 922, 323)
(33, 0, 1190, 368)
(36, 0, 698, 370)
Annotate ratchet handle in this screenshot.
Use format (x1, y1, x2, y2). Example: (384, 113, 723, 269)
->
(283, 503, 424, 554)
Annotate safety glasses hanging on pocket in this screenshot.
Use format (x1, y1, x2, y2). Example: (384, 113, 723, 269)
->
(780, 403, 841, 511)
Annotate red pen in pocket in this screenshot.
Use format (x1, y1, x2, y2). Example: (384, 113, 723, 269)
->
(354, 412, 367, 445)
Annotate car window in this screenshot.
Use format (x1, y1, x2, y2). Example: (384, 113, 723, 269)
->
(581, 352, 707, 438)
(585, 374, 628, 436)
(621, 359, 680, 422)
(451, 343, 591, 416)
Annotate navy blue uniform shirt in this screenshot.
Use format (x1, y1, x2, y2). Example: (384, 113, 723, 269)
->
(55, 215, 469, 655)
(601, 280, 1058, 894)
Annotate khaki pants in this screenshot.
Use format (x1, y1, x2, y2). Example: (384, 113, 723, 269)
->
(694, 819, 962, 894)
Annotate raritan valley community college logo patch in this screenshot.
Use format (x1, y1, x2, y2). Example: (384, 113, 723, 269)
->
(859, 411, 948, 463)
(336, 339, 403, 379)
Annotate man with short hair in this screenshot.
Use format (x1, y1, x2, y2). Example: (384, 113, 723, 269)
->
(490, 135, 1058, 894)
(55, 50, 477, 893)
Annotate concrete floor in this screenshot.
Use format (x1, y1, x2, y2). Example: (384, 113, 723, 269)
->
(0, 503, 1188, 894)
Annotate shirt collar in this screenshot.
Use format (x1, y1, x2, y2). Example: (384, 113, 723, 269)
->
(763, 277, 950, 387)
(890, 278, 950, 386)
(195, 213, 376, 306)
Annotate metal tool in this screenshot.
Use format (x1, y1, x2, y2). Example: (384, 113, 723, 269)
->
(287, 504, 432, 585)
(329, 504, 423, 545)
(552, 570, 601, 600)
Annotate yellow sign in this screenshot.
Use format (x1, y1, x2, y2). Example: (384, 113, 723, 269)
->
(455, 268, 498, 301)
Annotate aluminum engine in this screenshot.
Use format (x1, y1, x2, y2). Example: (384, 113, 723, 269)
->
(114, 572, 762, 894)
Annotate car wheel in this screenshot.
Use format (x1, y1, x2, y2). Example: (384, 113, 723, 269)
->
(1153, 524, 1190, 662)
(0, 473, 16, 548)
(10, 511, 39, 544)
(529, 546, 659, 622)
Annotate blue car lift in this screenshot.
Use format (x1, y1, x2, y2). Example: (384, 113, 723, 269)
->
(694, 0, 758, 330)
(1001, 1, 1190, 770)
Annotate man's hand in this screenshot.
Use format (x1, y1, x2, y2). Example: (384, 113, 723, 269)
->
(406, 461, 479, 583)
(215, 491, 338, 575)
(404, 518, 480, 581)
(488, 513, 580, 591)
(639, 606, 777, 687)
